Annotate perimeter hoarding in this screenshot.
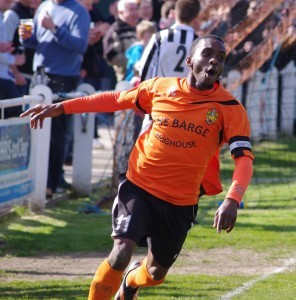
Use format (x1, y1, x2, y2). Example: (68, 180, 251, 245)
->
(0, 118, 35, 204)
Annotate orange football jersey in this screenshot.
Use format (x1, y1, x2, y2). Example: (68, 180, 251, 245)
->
(118, 77, 254, 205)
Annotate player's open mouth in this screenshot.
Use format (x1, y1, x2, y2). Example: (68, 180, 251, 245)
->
(205, 67, 217, 77)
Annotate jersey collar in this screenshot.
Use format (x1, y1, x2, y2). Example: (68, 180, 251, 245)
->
(170, 23, 195, 32)
(183, 78, 220, 96)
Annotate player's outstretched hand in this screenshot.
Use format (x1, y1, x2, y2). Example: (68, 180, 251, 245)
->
(20, 103, 65, 129)
(213, 198, 238, 234)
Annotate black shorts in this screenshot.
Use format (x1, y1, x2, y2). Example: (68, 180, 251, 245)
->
(111, 177, 198, 268)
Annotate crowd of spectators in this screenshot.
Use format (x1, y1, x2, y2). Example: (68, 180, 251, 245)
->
(0, 0, 295, 198)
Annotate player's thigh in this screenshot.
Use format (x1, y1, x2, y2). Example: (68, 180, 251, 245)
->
(150, 203, 197, 268)
(111, 178, 151, 244)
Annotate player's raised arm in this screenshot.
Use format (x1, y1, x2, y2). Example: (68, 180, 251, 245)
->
(20, 90, 138, 129)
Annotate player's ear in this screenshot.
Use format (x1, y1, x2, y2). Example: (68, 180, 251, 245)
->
(186, 57, 193, 69)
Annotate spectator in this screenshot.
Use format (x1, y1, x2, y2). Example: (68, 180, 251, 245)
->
(0, 0, 25, 119)
(151, 0, 162, 23)
(224, 40, 253, 75)
(138, 0, 158, 30)
(158, 0, 176, 30)
(21, 35, 254, 300)
(125, 19, 156, 81)
(4, 0, 40, 96)
(139, 0, 200, 135)
(80, 0, 112, 91)
(0, 40, 13, 52)
(79, 0, 113, 150)
(138, 0, 153, 21)
(103, 0, 139, 190)
(140, 0, 200, 80)
(94, 0, 118, 24)
(103, 0, 139, 82)
(224, 12, 280, 75)
(19, 0, 90, 197)
(230, 0, 249, 28)
(210, 6, 230, 38)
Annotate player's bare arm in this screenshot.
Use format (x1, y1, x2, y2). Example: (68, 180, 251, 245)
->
(20, 103, 65, 129)
(213, 156, 253, 234)
(213, 198, 238, 234)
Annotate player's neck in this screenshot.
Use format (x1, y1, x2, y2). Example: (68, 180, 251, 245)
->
(175, 20, 192, 27)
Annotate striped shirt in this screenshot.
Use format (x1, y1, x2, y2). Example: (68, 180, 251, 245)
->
(139, 23, 198, 80)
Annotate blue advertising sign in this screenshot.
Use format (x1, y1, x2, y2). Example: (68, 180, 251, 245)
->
(0, 121, 33, 203)
(0, 123, 31, 175)
(0, 180, 34, 204)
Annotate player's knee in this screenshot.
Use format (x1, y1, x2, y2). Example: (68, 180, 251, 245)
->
(146, 268, 166, 285)
(108, 238, 135, 270)
(146, 264, 168, 281)
(146, 261, 169, 285)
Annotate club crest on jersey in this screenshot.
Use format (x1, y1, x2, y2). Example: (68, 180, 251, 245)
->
(206, 108, 218, 125)
(167, 87, 177, 96)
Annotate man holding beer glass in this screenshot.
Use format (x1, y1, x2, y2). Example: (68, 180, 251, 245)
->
(4, 0, 38, 96)
(18, 0, 90, 197)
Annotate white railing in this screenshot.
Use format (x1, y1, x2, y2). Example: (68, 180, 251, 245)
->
(0, 83, 96, 211)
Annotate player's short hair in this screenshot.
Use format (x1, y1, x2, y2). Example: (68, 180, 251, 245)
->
(175, 0, 201, 24)
(136, 20, 157, 37)
(189, 35, 226, 56)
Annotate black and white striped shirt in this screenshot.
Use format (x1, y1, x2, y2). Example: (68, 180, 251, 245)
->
(140, 24, 198, 80)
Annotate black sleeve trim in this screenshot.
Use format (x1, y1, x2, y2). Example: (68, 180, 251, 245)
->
(233, 151, 246, 159)
(229, 136, 251, 144)
(190, 99, 239, 105)
(135, 97, 148, 114)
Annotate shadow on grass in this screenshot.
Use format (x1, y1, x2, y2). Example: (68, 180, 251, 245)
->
(0, 280, 90, 300)
(0, 199, 113, 257)
(2, 269, 94, 277)
(237, 222, 296, 232)
(140, 277, 239, 299)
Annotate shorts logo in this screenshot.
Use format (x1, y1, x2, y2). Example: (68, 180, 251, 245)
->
(114, 214, 131, 233)
(206, 108, 218, 125)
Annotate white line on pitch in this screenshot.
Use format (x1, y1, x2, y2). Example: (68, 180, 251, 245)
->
(220, 258, 296, 300)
